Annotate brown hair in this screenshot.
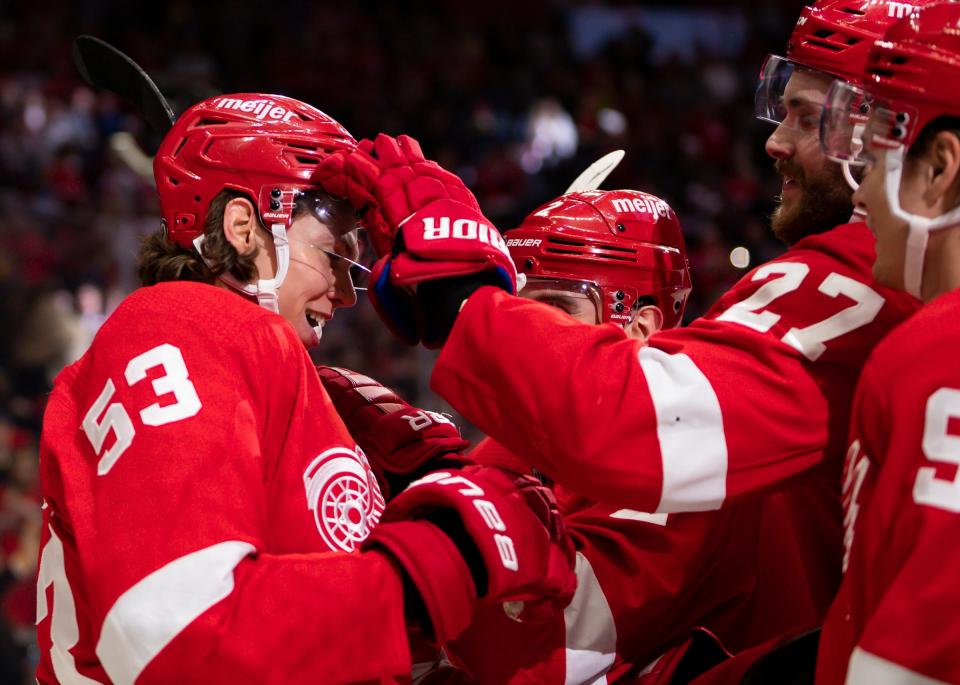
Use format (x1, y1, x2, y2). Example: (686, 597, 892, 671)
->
(138, 190, 261, 286)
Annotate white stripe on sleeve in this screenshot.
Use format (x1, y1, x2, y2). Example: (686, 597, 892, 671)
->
(96, 540, 256, 685)
(638, 347, 727, 513)
(564, 552, 617, 685)
(846, 648, 950, 685)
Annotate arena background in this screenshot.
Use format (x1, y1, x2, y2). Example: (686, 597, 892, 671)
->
(0, 1, 800, 680)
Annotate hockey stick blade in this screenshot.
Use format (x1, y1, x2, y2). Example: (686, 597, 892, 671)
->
(73, 35, 175, 136)
(564, 149, 625, 194)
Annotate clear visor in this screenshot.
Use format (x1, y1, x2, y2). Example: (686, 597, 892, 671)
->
(821, 80, 911, 167)
(288, 191, 372, 291)
(519, 277, 603, 325)
(756, 55, 831, 134)
(755, 55, 796, 125)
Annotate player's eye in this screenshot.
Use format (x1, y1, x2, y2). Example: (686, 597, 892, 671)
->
(799, 112, 820, 132)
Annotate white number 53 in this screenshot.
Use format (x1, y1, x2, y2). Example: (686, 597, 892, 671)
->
(82, 343, 201, 475)
(716, 262, 884, 361)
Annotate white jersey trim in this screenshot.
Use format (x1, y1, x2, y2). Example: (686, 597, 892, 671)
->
(564, 552, 617, 685)
(638, 347, 727, 512)
(846, 647, 950, 685)
(609, 509, 669, 526)
(96, 540, 255, 685)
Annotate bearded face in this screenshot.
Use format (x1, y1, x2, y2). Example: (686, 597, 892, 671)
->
(771, 157, 853, 245)
(764, 68, 854, 245)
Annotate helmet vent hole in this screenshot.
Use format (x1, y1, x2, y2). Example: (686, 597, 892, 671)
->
(891, 55, 908, 65)
(194, 195, 201, 203)
(813, 29, 834, 39)
(195, 118, 228, 127)
(168, 176, 180, 187)
(547, 236, 587, 248)
(294, 155, 318, 165)
(840, 7, 865, 15)
(173, 137, 188, 157)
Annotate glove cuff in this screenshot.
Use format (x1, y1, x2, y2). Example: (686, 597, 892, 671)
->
(363, 520, 476, 642)
(417, 275, 490, 347)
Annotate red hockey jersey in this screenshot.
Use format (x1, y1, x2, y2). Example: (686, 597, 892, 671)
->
(36, 282, 409, 685)
(432, 222, 920, 513)
(444, 439, 838, 684)
(816, 289, 960, 685)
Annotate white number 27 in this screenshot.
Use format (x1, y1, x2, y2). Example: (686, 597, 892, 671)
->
(82, 343, 201, 475)
(716, 262, 884, 361)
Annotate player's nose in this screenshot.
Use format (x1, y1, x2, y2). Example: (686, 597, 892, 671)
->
(765, 122, 795, 161)
(330, 275, 358, 310)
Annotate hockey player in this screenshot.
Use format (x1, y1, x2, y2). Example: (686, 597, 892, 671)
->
(314, 0, 921, 519)
(320, 189, 850, 684)
(815, 3, 960, 681)
(447, 191, 826, 683)
(35, 93, 575, 685)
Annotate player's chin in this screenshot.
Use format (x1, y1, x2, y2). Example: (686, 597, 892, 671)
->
(293, 317, 321, 349)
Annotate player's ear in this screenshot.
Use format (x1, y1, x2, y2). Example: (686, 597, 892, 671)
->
(625, 305, 663, 343)
(222, 197, 261, 256)
(927, 130, 960, 212)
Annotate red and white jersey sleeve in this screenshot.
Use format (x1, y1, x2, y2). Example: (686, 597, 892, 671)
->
(36, 282, 408, 685)
(817, 289, 960, 685)
(443, 439, 835, 684)
(432, 222, 919, 513)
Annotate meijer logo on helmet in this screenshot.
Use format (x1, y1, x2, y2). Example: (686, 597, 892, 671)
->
(422, 216, 510, 255)
(611, 196, 673, 222)
(888, 2, 915, 19)
(213, 97, 299, 123)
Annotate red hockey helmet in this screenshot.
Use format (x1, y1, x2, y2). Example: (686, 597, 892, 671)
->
(756, 1, 930, 126)
(154, 93, 357, 249)
(821, 1, 960, 297)
(506, 190, 691, 328)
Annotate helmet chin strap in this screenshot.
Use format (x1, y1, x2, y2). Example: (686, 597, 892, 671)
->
(192, 222, 291, 313)
(884, 145, 960, 300)
(842, 161, 860, 192)
(841, 123, 866, 192)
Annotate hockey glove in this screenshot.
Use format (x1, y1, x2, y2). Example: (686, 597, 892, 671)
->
(314, 134, 517, 347)
(317, 365, 470, 500)
(362, 466, 576, 643)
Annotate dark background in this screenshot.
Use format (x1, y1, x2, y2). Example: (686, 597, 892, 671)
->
(0, 1, 800, 680)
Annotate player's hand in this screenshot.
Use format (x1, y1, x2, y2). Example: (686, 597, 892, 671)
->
(363, 466, 576, 642)
(317, 365, 470, 500)
(314, 134, 483, 256)
(314, 134, 517, 347)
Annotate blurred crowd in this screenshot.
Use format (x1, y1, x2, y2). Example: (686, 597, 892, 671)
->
(0, 0, 800, 679)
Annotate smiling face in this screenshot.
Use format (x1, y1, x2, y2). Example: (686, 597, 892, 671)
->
(765, 68, 854, 244)
(279, 214, 360, 348)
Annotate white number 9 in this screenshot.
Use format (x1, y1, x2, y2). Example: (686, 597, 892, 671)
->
(914, 387, 960, 513)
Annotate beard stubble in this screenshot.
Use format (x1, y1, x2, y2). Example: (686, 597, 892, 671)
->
(771, 160, 853, 246)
